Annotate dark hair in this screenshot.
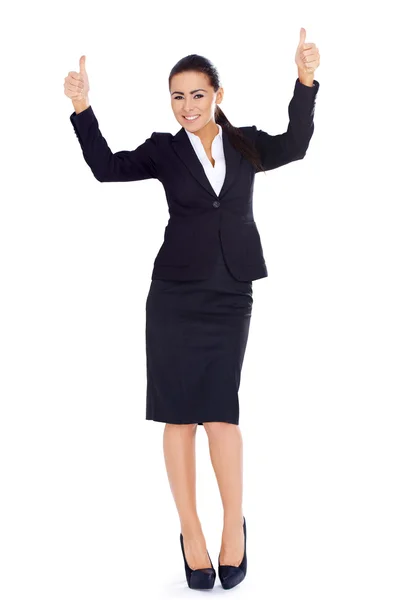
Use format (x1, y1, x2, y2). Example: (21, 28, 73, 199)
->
(168, 54, 265, 174)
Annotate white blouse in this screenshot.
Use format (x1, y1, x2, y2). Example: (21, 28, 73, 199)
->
(185, 123, 226, 197)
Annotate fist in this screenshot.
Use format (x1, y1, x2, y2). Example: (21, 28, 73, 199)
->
(295, 28, 320, 74)
(64, 55, 90, 100)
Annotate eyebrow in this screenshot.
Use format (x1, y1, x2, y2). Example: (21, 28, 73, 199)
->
(170, 88, 208, 96)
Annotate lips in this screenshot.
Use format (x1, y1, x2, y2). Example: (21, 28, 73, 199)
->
(183, 115, 200, 121)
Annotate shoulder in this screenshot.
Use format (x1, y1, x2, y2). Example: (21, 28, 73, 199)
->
(147, 131, 176, 147)
(149, 131, 174, 139)
(236, 125, 258, 142)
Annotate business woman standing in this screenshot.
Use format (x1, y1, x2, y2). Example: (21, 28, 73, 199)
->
(65, 28, 320, 590)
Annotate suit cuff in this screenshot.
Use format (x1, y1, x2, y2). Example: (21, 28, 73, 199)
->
(70, 105, 96, 144)
(70, 104, 95, 125)
(295, 77, 320, 94)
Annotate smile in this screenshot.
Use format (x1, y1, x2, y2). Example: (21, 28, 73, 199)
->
(184, 115, 200, 121)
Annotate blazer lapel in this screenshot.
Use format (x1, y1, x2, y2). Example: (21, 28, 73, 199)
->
(171, 126, 243, 200)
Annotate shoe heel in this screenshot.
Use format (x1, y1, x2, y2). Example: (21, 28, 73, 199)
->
(180, 533, 216, 590)
(218, 516, 247, 590)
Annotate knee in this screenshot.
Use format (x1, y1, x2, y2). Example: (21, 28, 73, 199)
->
(165, 422, 198, 433)
(203, 421, 235, 436)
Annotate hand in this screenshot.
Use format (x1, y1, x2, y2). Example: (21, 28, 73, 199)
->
(295, 28, 320, 75)
(64, 55, 90, 101)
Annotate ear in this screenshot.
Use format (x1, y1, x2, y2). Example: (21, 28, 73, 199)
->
(217, 87, 224, 103)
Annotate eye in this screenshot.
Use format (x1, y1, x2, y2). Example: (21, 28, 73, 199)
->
(173, 94, 204, 100)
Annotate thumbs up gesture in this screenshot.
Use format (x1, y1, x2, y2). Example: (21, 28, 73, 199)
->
(295, 28, 320, 75)
(64, 55, 90, 101)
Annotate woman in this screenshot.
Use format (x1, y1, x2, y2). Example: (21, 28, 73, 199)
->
(65, 28, 320, 590)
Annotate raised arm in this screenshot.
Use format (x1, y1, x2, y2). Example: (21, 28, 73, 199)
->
(70, 105, 158, 182)
(65, 55, 158, 183)
(251, 77, 320, 173)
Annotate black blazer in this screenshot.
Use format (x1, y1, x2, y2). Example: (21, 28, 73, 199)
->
(70, 77, 319, 281)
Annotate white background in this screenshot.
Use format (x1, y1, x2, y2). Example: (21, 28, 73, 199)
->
(1, 0, 399, 598)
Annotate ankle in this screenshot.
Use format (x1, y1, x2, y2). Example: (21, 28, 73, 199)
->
(223, 512, 244, 527)
(180, 517, 203, 539)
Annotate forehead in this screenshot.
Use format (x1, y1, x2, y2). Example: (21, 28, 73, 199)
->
(170, 70, 211, 91)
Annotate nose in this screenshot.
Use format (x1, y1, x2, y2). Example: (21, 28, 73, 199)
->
(183, 100, 195, 112)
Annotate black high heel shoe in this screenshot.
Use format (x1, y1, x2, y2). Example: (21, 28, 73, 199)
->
(218, 516, 247, 590)
(180, 533, 216, 589)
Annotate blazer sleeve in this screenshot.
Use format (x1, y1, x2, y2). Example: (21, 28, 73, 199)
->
(70, 105, 158, 182)
(252, 78, 320, 172)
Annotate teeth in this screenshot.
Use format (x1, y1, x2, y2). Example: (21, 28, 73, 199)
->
(184, 115, 199, 120)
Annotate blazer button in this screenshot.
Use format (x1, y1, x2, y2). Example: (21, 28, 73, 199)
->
(212, 201, 220, 208)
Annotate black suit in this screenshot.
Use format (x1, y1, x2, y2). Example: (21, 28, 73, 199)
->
(70, 77, 319, 282)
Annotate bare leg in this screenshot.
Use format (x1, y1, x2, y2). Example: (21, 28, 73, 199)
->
(203, 422, 245, 566)
(163, 423, 212, 570)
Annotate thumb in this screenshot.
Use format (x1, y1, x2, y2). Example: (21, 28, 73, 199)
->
(298, 27, 306, 47)
(79, 55, 86, 74)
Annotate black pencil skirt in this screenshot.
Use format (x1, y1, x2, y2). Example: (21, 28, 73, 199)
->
(145, 234, 253, 426)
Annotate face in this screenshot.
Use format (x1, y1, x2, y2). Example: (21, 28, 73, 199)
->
(170, 70, 224, 134)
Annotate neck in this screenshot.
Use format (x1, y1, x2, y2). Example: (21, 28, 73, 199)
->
(192, 120, 220, 147)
